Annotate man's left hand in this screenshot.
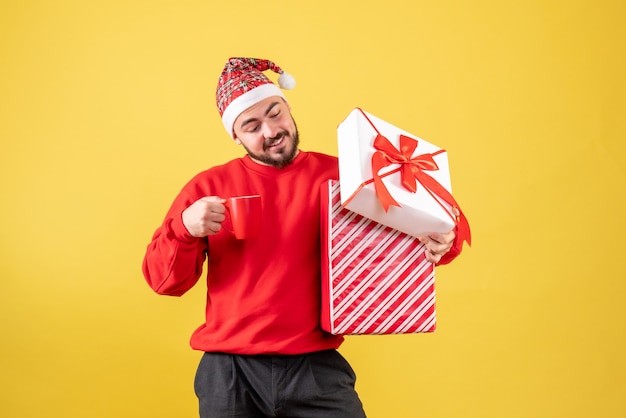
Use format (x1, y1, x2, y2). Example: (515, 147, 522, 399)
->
(419, 229, 456, 264)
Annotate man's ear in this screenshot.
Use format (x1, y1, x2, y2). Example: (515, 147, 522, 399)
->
(232, 130, 242, 144)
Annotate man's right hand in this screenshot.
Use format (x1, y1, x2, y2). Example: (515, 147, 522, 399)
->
(182, 196, 227, 237)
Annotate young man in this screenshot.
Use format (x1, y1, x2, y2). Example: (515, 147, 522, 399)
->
(142, 57, 458, 417)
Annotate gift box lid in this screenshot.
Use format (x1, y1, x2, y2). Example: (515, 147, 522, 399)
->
(337, 108, 456, 238)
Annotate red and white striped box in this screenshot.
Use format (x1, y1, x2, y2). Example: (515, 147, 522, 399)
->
(320, 180, 436, 335)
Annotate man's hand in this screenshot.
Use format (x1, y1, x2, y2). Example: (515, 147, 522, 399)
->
(182, 196, 227, 238)
(419, 229, 456, 264)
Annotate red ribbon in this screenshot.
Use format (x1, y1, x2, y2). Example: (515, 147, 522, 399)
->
(372, 133, 471, 247)
(371, 133, 444, 210)
(344, 109, 471, 248)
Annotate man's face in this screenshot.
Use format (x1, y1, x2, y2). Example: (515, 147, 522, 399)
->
(232, 96, 299, 168)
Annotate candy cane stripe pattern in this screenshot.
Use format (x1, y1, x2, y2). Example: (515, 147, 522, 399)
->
(322, 180, 436, 335)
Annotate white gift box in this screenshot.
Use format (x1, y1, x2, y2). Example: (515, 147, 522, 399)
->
(337, 108, 457, 239)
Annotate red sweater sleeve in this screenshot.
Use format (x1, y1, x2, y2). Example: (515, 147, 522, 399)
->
(142, 189, 207, 296)
(435, 225, 467, 266)
(436, 243, 460, 266)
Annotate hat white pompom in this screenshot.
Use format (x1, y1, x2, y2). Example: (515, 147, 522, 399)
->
(278, 72, 296, 90)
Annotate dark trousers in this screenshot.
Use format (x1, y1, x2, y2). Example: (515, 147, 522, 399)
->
(194, 350, 367, 417)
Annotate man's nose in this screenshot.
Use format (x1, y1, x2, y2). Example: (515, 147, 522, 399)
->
(262, 120, 281, 139)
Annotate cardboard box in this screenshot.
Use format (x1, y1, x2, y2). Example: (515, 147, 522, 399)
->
(321, 180, 437, 335)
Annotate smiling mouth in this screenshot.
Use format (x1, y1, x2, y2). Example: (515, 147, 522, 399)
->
(266, 135, 286, 149)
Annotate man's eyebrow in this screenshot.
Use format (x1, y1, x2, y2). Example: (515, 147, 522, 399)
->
(239, 101, 281, 129)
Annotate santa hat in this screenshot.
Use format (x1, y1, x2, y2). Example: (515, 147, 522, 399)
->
(216, 57, 296, 138)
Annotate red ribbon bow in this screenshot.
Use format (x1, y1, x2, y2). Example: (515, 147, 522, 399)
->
(370, 132, 471, 247)
(371, 133, 442, 210)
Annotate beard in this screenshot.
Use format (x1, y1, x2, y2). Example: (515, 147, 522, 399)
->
(242, 118, 300, 168)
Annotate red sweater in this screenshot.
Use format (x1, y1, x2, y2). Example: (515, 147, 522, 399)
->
(143, 151, 345, 354)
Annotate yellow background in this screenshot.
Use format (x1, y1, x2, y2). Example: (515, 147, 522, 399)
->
(1, 1, 625, 417)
